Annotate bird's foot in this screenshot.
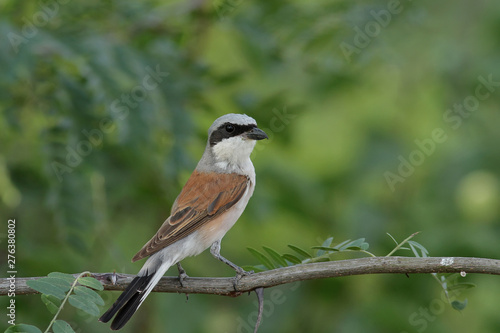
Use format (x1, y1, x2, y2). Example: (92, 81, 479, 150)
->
(177, 263, 189, 288)
(233, 268, 254, 291)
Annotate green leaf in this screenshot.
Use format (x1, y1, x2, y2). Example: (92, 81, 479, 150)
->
(408, 243, 419, 257)
(77, 276, 104, 291)
(52, 320, 76, 333)
(5, 324, 42, 333)
(344, 238, 369, 251)
(334, 239, 351, 250)
(26, 278, 71, 299)
(344, 238, 366, 249)
(287, 245, 312, 259)
(242, 265, 266, 273)
(311, 246, 340, 252)
(315, 237, 334, 256)
(68, 294, 100, 316)
(47, 277, 73, 290)
(451, 299, 468, 311)
(408, 241, 429, 258)
(447, 283, 476, 291)
(74, 286, 105, 306)
(262, 247, 287, 267)
(48, 272, 76, 284)
(41, 294, 62, 314)
(386, 233, 399, 245)
(247, 248, 274, 270)
(310, 256, 331, 263)
(314, 239, 371, 255)
(443, 273, 460, 281)
(322, 237, 334, 247)
(282, 254, 302, 265)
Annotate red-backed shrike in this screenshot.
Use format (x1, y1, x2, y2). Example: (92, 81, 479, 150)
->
(99, 114, 268, 330)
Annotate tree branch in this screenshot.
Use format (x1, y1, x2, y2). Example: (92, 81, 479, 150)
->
(3, 257, 500, 297)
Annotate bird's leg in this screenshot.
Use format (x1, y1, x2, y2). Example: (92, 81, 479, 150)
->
(176, 262, 189, 287)
(210, 241, 254, 290)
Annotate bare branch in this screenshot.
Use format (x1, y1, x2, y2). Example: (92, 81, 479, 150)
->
(2, 257, 500, 297)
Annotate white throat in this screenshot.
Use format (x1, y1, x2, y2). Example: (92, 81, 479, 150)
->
(212, 136, 257, 176)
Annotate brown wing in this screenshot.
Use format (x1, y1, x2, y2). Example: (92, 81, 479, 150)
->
(131, 171, 249, 262)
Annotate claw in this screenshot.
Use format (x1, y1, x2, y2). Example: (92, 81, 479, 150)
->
(232, 269, 254, 290)
(176, 262, 189, 288)
(178, 271, 189, 288)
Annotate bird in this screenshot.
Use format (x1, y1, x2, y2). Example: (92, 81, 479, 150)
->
(99, 113, 268, 330)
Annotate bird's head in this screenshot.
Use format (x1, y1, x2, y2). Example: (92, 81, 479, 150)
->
(199, 114, 268, 172)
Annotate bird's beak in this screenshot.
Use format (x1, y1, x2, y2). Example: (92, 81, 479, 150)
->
(245, 127, 269, 141)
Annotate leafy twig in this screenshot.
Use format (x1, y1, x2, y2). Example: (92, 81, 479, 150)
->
(43, 272, 89, 333)
(6, 272, 104, 333)
(385, 232, 420, 257)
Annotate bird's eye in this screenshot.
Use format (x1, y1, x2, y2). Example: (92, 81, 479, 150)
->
(225, 124, 235, 133)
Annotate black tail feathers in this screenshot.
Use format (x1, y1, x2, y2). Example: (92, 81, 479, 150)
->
(99, 273, 154, 330)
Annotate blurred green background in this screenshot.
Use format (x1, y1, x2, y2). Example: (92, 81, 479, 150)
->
(1, 0, 500, 332)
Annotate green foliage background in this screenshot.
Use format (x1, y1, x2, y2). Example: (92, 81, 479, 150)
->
(1, 0, 500, 332)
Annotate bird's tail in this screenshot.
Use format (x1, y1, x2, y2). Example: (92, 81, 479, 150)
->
(99, 260, 171, 330)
